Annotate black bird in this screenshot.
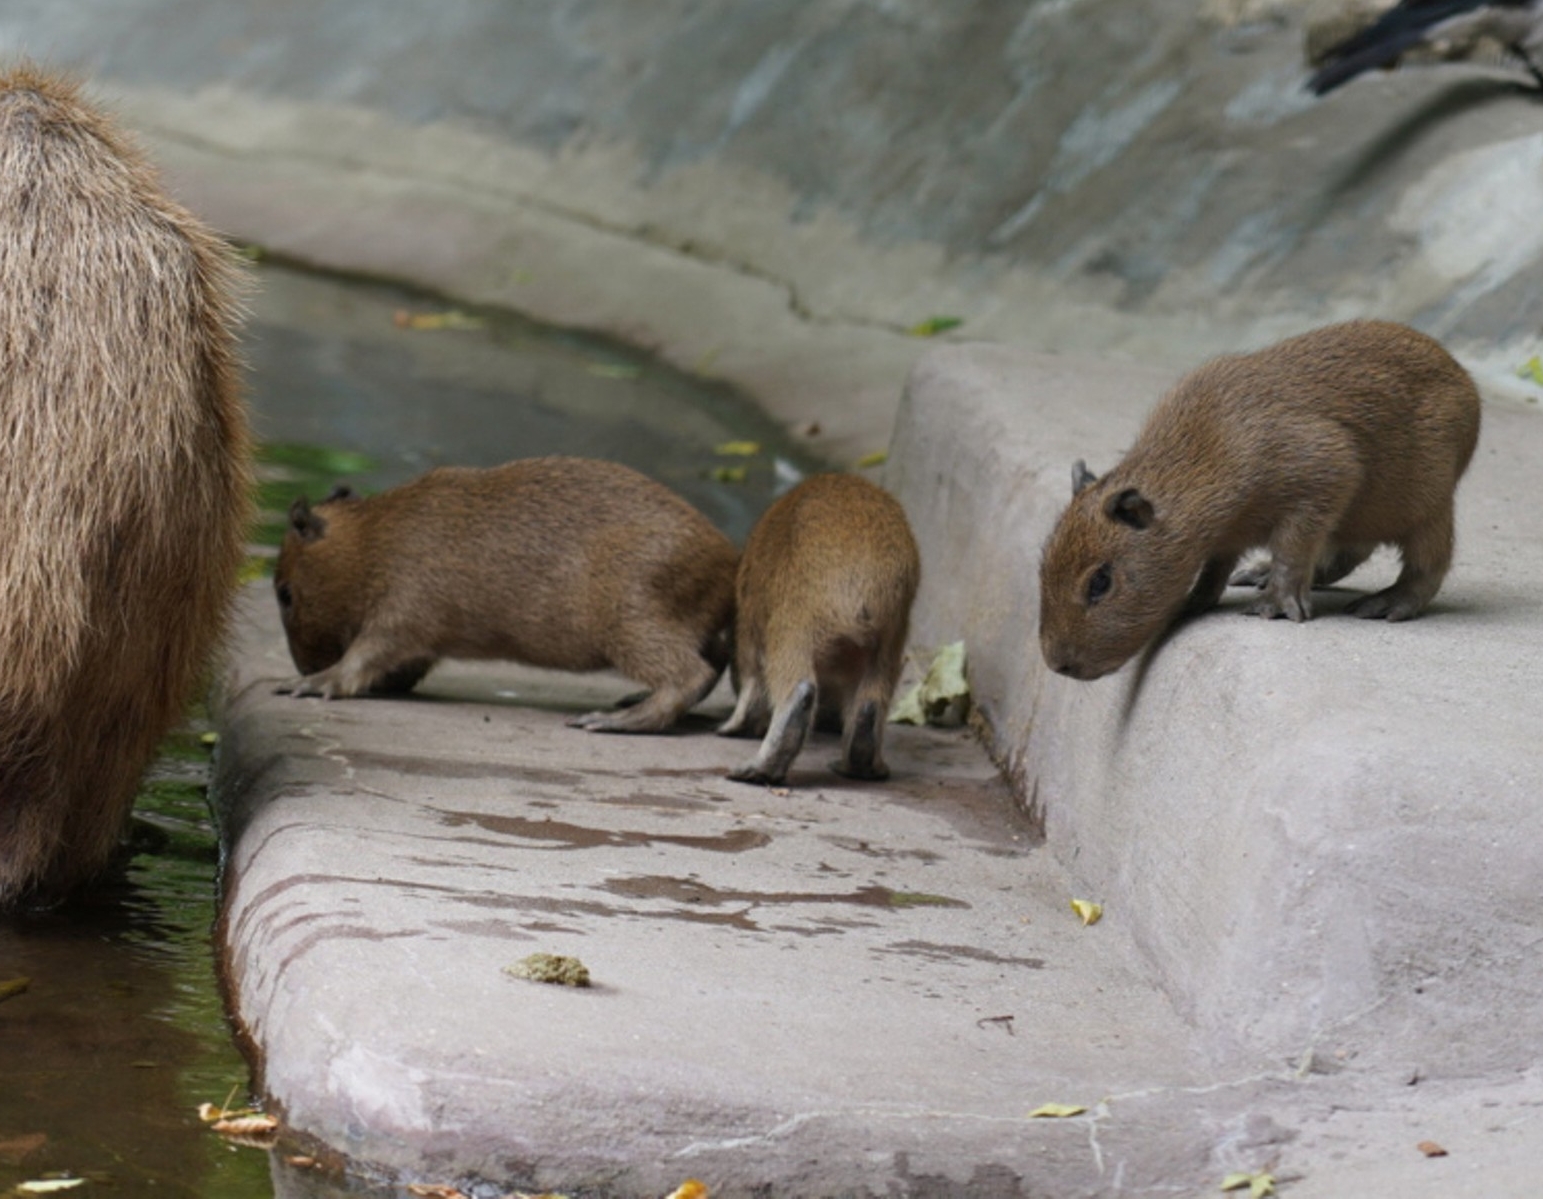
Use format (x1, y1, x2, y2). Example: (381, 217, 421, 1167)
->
(1309, 0, 1543, 94)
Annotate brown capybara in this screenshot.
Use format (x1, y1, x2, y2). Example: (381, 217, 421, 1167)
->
(0, 67, 252, 906)
(273, 457, 739, 732)
(720, 473, 920, 785)
(1039, 320, 1481, 681)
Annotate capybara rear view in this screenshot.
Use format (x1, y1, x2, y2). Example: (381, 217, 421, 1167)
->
(721, 473, 920, 786)
(0, 67, 251, 906)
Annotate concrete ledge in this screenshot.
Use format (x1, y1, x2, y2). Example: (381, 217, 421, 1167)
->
(888, 341, 1543, 1068)
(212, 590, 1229, 1197)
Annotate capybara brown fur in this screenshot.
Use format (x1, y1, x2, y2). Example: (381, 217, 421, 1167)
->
(273, 457, 739, 732)
(720, 473, 920, 785)
(0, 67, 252, 906)
(1039, 320, 1480, 681)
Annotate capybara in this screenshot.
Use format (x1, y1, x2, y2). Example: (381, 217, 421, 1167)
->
(273, 457, 738, 732)
(1039, 320, 1480, 681)
(720, 473, 920, 785)
(0, 67, 252, 905)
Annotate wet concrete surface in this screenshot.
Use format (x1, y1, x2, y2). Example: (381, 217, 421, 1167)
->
(215, 590, 1245, 1198)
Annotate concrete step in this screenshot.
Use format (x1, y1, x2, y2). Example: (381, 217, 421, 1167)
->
(888, 339, 1543, 1079)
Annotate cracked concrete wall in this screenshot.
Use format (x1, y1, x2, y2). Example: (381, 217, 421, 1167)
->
(4, 0, 1542, 401)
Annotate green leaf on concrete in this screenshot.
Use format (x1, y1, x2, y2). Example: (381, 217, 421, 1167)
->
(1070, 899, 1103, 926)
(1517, 355, 1543, 387)
(891, 641, 971, 727)
(714, 440, 761, 457)
(1028, 1102, 1088, 1118)
(505, 953, 591, 987)
(907, 315, 964, 337)
(708, 465, 748, 484)
(853, 449, 888, 469)
(1220, 1172, 1275, 1197)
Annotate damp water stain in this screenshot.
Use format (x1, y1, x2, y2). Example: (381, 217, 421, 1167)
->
(873, 940, 1046, 969)
(599, 875, 968, 915)
(440, 810, 771, 853)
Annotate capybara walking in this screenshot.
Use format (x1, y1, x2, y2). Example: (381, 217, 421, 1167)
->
(0, 67, 252, 905)
(1039, 320, 1480, 681)
(720, 473, 920, 785)
(273, 457, 739, 733)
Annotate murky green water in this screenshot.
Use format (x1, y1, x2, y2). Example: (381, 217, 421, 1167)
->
(0, 260, 821, 1197)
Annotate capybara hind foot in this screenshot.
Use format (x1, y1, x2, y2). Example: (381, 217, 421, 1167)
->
(729, 680, 816, 786)
(1344, 586, 1426, 621)
(831, 699, 889, 780)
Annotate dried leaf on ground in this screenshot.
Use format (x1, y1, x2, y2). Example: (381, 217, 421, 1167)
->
(891, 641, 971, 727)
(0, 977, 29, 1002)
(1028, 1102, 1087, 1118)
(1070, 898, 1103, 926)
(209, 1111, 279, 1135)
(1220, 1171, 1276, 1196)
(1417, 1140, 1448, 1157)
(505, 953, 591, 987)
(664, 1182, 709, 1199)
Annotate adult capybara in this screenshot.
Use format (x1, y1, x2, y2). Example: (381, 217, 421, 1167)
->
(720, 473, 920, 785)
(0, 67, 252, 906)
(1038, 320, 1480, 681)
(273, 458, 739, 733)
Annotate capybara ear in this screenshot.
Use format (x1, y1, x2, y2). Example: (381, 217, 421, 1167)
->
(323, 484, 356, 503)
(1072, 459, 1098, 495)
(289, 497, 329, 542)
(1105, 487, 1154, 530)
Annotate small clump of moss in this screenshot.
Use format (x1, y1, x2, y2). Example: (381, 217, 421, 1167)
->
(505, 953, 591, 988)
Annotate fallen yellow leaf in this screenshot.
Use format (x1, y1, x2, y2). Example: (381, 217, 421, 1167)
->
(392, 309, 486, 332)
(707, 466, 747, 484)
(713, 440, 760, 457)
(665, 1182, 710, 1199)
(853, 449, 888, 469)
(1028, 1102, 1087, 1118)
(1220, 1172, 1275, 1197)
(1070, 899, 1103, 926)
(907, 315, 964, 337)
(0, 977, 29, 1002)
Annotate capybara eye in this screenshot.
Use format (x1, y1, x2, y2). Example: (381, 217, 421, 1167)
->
(1086, 564, 1112, 605)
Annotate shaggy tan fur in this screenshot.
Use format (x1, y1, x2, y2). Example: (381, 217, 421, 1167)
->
(0, 66, 252, 905)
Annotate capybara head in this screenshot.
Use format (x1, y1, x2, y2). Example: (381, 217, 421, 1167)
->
(1037, 461, 1196, 681)
(274, 488, 361, 676)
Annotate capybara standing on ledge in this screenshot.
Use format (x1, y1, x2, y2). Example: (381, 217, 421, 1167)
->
(1039, 320, 1480, 681)
(0, 67, 252, 906)
(273, 458, 739, 733)
(720, 473, 920, 786)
